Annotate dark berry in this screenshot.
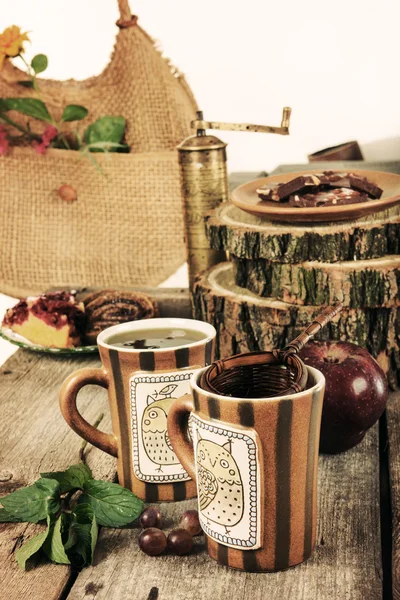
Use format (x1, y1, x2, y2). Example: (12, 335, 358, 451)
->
(138, 528, 167, 556)
(179, 510, 202, 536)
(167, 528, 194, 555)
(139, 506, 162, 529)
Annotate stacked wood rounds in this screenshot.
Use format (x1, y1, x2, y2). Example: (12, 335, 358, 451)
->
(192, 202, 400, 386)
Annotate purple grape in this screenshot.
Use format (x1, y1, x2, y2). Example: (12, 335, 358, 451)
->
(167, 528, 194, 555)
(138, 528, 167, 556)
(179, 510, 202, 536)
(139, 507, 162, 529)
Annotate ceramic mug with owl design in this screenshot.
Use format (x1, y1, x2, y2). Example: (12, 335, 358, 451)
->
(167, 365, 325, 572)
(59, 318, 216, 502)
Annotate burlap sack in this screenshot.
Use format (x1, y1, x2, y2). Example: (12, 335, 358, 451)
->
(0, 0, 197, 297)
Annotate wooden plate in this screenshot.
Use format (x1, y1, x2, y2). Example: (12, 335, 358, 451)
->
(231, 169, 400, 223)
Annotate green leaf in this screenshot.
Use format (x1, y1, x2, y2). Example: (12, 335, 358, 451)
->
(1, 478, 60, 523)
(61, 104, 88, 123)
(85, 141, 129, 153)
(42, 515, 70, 564)
(83, 116, 126, 152)
(41, 463, 92, 494)
(73, 502, 95, 524)
(15, 516, 51, 570)
(81, 480, 143, 527)
(0, 507, 23, 522)
(31, 54, 48, 75)
(0, 98, 52, 122)
(65, 504, 98, 566)
(17, 80, 34, 88)
(63, 512, 77, 551)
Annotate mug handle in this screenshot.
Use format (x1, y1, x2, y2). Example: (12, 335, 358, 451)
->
(59, 367, 118, 457)
(167, 393, 196, 480)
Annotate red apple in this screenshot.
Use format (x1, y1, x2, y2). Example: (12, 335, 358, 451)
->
(299, 341, 388, 454)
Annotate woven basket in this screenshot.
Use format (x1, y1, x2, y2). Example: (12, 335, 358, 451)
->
(0, 0, 197, 297)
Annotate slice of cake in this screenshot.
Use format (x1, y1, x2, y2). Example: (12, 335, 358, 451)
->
(2, 291, 86, 348)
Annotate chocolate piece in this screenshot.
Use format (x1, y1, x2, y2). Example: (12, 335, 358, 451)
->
(348, 173, 383, 199)
(256, 182, 281, 202)
(319, 171, 383, 199)
(256, 174, 321, 202)
(288, 188, 369, 208)
(257, 171, 382, 207)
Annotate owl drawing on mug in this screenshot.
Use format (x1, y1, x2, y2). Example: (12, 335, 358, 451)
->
(142, 384, 180, 472)
(196, 434, 244, 533)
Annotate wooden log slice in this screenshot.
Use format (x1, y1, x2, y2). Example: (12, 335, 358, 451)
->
(233, 255, 400, 308)
(193, 262, 400, 386)
(205, 202, 400, 262)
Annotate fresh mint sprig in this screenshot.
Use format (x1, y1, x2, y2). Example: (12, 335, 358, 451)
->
(0, 464, 143, 570)
(40, 463, 92, 494)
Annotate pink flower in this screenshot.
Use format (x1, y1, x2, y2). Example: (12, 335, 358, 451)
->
(42, 125, 58, 145)
(0, 124, 9, 156)
(32, 140, 47, 155)
(32, 125, 58, 155)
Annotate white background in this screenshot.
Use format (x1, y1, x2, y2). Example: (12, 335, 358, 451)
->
(1, 0, 400, 363)
(2, 0, 400, 172)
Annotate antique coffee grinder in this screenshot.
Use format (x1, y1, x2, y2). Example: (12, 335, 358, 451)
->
(178, 107, 292, 287)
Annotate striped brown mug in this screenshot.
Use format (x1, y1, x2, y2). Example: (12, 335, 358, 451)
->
(59, 318, 216, 502)
(167, 365, 325, 571)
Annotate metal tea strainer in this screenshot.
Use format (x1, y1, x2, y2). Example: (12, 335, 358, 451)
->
(200, 303, 343, 398)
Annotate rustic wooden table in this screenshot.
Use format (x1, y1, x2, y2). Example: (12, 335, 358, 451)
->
(0, 348, 397, 600)
(2, 162, 400, 600)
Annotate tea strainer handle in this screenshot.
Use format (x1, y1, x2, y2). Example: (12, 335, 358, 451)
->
(283, 303, 343, 356)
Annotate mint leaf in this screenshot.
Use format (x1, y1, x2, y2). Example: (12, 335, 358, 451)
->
(81, 480, 143, 527)
(65, 504, 98, 566)
(0, 98, 52, 122)
(41, 463, 92, 493)
(63, 512, 77, 551)
(74, 503, 95, 524)
(90, 513, 98, 560)
(61, 104, 88, 122)
(84, 116, 126, 152)
(1, 478, 60, 523)
(31, 54, 48, 75)
(15, 516, 51, 569)
(42, 515, 70, 564)
(0, 507, 23, 522)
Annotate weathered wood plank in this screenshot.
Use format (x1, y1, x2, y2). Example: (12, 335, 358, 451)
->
(386, 391, 400, 599)
(233, 254, 400, 308)
(0, 350, 117, 600)
(68, 427, 381, 600)
(205, 202, 400, 262)
(0, 345, 383, 600)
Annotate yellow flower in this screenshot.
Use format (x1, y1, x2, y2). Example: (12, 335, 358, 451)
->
(0, 26, 30, 69)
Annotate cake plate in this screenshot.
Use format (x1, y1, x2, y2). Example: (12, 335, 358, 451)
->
(0, 326, 98, 354)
